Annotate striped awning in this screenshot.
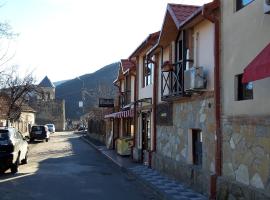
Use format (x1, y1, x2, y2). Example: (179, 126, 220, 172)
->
(104, 109, 134, 119)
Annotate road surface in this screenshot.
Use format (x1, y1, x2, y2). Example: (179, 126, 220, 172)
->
(0, 132, 159, 200)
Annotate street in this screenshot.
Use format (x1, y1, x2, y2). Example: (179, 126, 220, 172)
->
(0, 132, 159, 200)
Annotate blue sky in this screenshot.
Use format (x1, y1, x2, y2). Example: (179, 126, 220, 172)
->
(0, 0, 211, 82)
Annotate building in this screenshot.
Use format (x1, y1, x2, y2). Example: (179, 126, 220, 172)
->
(0, 92, 36, 136)
(128, 32, 160, 165)
(218, 0, 270, 199)
(146, 3, 219, 196)
(103, 0, 270, 198)
(105, 60, 136, 154)
(30, 76, 66, 131)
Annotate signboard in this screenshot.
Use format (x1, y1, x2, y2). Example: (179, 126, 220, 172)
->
(99, 98, 114, 108)
(79, 101, 83, 108)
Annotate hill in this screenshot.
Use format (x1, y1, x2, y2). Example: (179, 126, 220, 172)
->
(55, 63, 119, 119)
(53, 80, 69, 87)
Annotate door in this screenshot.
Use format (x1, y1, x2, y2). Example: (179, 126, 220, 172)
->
(141, 112, 151, 164)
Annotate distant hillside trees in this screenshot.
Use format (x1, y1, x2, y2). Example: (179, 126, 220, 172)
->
(56, 63, 119, 119)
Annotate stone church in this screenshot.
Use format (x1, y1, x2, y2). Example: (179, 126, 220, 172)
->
(29, 76, 65, 131)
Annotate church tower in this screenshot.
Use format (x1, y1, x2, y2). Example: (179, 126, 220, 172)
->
(37, 76, 55, 101)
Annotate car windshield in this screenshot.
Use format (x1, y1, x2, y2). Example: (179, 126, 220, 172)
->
(32, 126, 44, 131)
(0, 130, 9, 141)
(47, 125, 53, 128)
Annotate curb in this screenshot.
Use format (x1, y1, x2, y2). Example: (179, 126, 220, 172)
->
(80, 136, 170, 200)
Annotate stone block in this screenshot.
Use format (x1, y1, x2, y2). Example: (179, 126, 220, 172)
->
(235, 164, 249, 185)
(250, 173, 264, 189)
(223, 163, 235, 179)
(256, 126, 269, 137)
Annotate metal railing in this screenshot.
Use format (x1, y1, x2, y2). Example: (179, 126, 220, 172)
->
(161, 61, 185, 100)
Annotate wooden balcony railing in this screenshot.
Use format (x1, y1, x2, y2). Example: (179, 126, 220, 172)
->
(161, 61, 185, 100)
(119, 91, 131, 108)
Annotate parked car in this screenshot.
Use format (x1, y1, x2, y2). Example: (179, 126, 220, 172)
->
(30, 125, 50, 142)
(45, 124, 55, 133)
(78, 125, 87, 134)
(0, 127, 28, 173)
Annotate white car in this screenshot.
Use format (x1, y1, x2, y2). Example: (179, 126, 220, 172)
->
(45, 124, 55, 133)
(0, 127, 28, 173)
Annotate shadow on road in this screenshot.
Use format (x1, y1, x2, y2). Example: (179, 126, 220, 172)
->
(0, 132, 159, 200)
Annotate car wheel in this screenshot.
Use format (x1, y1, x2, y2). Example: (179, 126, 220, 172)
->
(46, 138, 49, 142)
(30, 138, 34, 143)
(21, 152, 28, 165)
(11, 155, 19, 174)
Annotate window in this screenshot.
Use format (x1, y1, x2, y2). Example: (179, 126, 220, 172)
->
(192, 129, 202, 166)
(236, 74, 253, 101)
(143, 56, 154, 87)
(236, 0, 254, 11)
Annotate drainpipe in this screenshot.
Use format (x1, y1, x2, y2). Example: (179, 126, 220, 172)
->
(130, 57, 139, 161)
(202, 0, 221, 199)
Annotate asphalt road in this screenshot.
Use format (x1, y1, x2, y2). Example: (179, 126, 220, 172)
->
(0, 132, 159, 200)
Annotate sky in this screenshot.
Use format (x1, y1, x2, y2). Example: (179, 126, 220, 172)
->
(0, 0, 212, 83)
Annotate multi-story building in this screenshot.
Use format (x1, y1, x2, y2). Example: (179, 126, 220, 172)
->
(129, 31, 160, 165)
(105, 60, 136, 155)
(147, 3, 219, 196)
(218, 0, 270, 199)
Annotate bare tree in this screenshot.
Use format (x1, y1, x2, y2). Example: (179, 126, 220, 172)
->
(1, 66, 36, 126)
(0, 21, 18, 81)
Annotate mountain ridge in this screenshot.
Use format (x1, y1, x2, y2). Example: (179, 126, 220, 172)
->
(55, 62, 119, 119)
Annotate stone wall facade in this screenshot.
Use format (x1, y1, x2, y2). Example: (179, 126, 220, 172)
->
(218, 115, 270, 199)
(30, 99, 65, 131)
(152, 95, 216, 196)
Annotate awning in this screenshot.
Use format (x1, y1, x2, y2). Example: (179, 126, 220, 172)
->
(104, 109, 134, 119)
(242, 43, 270, 83)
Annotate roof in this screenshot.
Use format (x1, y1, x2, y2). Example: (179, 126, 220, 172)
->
(21, 104, 36, 113)
(157, 4, 200, 47)
(121, 59, 136, 73)
(38, 76, 55, 88)
(168, 4, 200, 28)
(129, 31, 160, 58)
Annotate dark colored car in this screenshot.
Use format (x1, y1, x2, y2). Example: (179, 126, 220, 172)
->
(0, 127, 28, 173)
(30, 125, 50, 142)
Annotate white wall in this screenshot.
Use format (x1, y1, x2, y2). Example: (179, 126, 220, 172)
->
(194, 20, 215, 91)
(221, 0, 270, 116)
(138, 50, 153, 100)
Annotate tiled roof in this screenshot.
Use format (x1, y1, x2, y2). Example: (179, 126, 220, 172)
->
(121, 59, 136, 73)
(129, 31, 160, 58)
(168, 4, 200, 28)
(39, 76, 55, 88)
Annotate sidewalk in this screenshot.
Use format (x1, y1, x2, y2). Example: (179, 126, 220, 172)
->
(81, 135, 207, 200)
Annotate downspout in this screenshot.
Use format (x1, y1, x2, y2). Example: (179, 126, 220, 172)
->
(202, 0, 221, 199)
(131, 57, 139, 161)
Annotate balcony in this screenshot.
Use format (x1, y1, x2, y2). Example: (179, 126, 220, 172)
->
(161, 61, 186, 101)
(119, 91, 131, 108)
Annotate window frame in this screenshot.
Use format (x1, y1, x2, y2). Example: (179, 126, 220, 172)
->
(143, 56, 154, 87)
(235, 73, 253, 101)
(192, 129, 202, 166)
(236, 0, 254, 11)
